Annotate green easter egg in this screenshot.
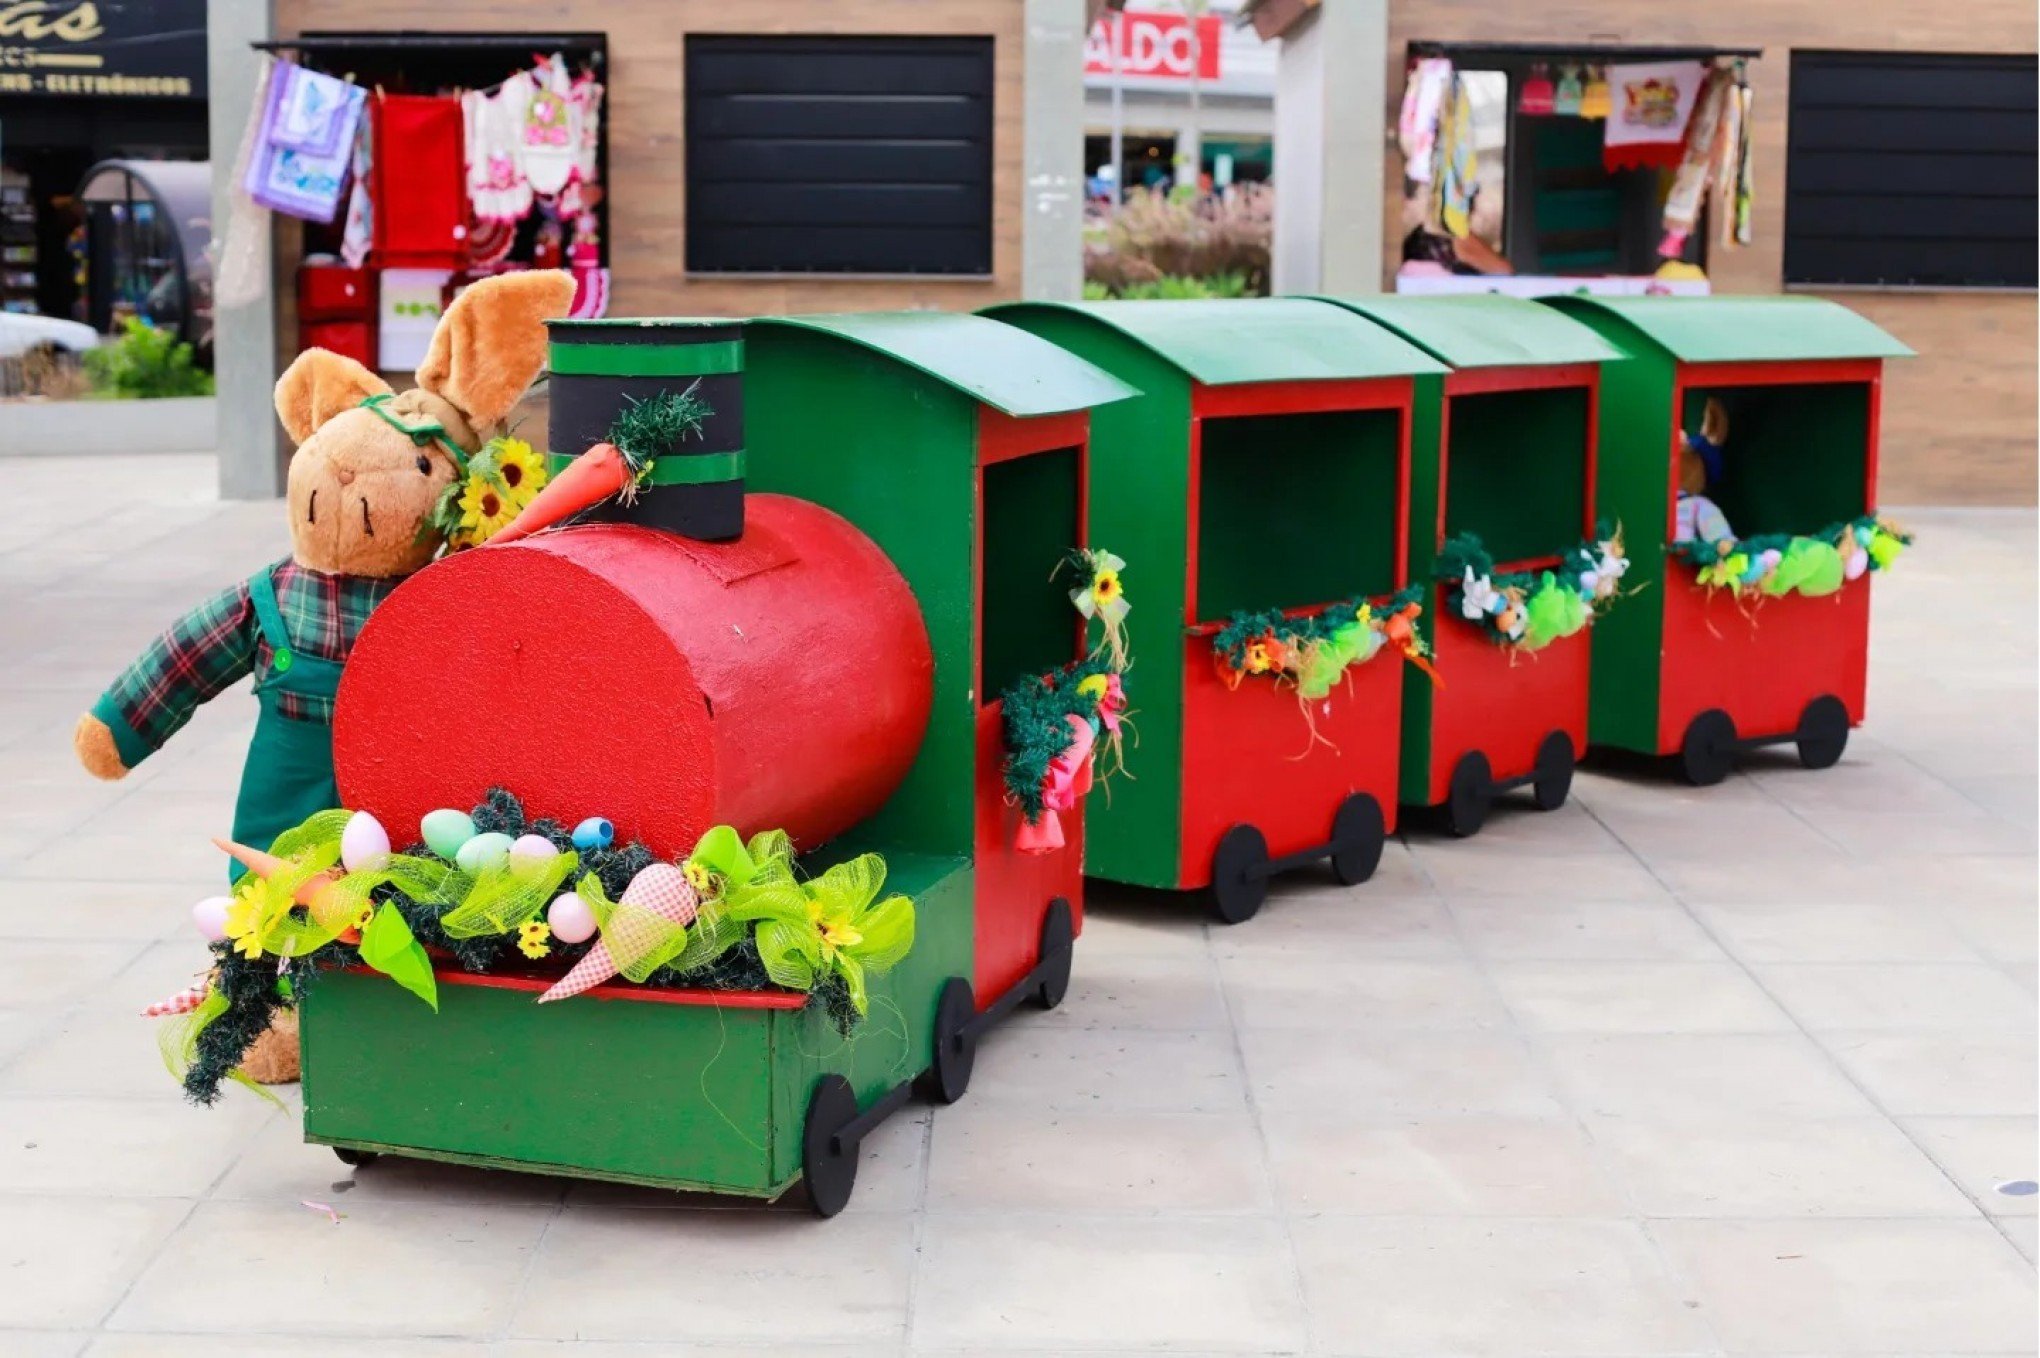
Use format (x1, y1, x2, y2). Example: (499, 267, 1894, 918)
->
(420, 808, 477, 860)
(454, 831, 515, 874)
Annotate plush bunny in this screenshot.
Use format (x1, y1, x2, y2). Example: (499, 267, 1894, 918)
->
(1674, 396, 1735, 545)
(75, 270, 574, 865)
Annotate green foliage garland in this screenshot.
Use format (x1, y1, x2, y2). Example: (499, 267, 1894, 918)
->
(1435, 527, 1629, 650)
(609, 383, 712, 475)
(999, 654, 1121, 819)
(1670, 514, 1910, 598)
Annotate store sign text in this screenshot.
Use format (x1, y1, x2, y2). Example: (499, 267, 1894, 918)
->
(1084, 11, 1222, 82)
(0, 0, 205, 98)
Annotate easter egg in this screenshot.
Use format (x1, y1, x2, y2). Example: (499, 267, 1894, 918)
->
(421, 808, 476, 860)
(1844, 549, 1869, 581)
(192, 895, 231, 941)
(547, 891, 598, 944)
(572, 816, 614, 851)
(340, 810, 391, 872)
(510, 833, 559, 865)
(455, 831, 515, 874)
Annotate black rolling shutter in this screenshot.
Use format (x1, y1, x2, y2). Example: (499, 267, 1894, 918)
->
(684, 34, 995, 275)
(1785, 50, 2037, 289)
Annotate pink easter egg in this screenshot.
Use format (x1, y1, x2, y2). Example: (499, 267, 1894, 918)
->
(547, 891, 598, 944)
(192, 896, 231, 941)
(510, 833, 559, 865)
(340, 810, 391, 873)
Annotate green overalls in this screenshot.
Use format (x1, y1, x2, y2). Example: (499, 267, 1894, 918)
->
(226, 570, 346, 882)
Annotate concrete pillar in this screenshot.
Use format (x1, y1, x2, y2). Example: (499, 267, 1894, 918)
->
(1269, 0, 1386, 296)
(1021, 0, 1086, 301)
(207, 0, 284, 499)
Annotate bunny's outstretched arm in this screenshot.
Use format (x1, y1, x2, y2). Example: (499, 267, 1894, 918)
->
(75, 576, 260, 779)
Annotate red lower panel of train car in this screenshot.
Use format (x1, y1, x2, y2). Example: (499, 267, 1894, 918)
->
(1655, 563, 1870, 753)
(1177, 636, 1404, 891)
(972, 705, 1085, 1008)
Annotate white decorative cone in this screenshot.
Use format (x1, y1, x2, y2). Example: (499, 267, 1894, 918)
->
(538, 863, 698, 1003)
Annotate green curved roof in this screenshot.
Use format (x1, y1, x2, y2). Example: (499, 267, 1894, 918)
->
(1544, 295, 1912, 363)
(1309, 294, 1621, 369)
(983, 298, 1446, 385)
(749, 311, 1138, 417)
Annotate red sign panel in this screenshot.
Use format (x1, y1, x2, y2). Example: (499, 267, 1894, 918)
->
(1084, 11, 1223, 82)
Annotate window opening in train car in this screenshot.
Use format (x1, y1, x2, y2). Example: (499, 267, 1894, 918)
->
(1677, 381, 1870, 541)
(1194, 408, 1400, 620)
(980, 445, 1084, 701)
(1445, 385, 1590, 565)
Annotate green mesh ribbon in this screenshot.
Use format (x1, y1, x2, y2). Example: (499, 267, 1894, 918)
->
(439, 851, 581, 938)
(727, 853, 915, 1016)
(1671, 513, 1909, 598)
(1436, 528, 1628, 652)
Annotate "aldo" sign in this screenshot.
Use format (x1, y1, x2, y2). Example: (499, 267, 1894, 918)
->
(1084, 11, 1223, 82)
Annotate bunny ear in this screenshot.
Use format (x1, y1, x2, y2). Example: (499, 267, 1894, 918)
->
(415, 270, 576, 431)
(275, 349, 392, 446)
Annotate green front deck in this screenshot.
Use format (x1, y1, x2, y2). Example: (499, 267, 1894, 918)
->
(303, 854, 970, 1196)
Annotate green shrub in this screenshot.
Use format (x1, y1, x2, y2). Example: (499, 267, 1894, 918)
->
(1083, 271, 1251, 301)
(83, 318, 214, 399)
(1083, 183, 1272, 296)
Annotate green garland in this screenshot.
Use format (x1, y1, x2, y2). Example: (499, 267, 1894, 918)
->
(1435, 527, 1629, 650)
(1670, 513, 1910, 598)
(1208, 585, 1432, 699)
(1209, 585, 1425, 672)
(999, 655, 1121, 819)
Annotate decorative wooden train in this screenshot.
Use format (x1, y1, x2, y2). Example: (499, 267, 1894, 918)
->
(290, 294, 1907, 1209)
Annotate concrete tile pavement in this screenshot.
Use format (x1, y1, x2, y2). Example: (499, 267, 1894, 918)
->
(0, 455, 2031, 1355)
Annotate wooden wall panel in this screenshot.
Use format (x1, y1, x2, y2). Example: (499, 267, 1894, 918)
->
(1388, 0, 2037, 504)
(273, 0, 1027, 323)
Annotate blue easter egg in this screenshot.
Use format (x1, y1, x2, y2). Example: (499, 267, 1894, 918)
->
(572, 816, 614, 851)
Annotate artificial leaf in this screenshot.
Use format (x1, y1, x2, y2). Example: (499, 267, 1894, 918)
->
(852, 894, 915, 971)
(360, 903, 438, 1010)
(755, 917, 819, 990)
(838, 951, 869, 1016)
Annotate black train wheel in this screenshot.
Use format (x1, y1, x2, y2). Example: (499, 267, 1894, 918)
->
(1530, 731, 1576, 811)
(919, 977, 977, 1105)
(332, 1147, 379, 1168)
(802, 1074, 859, 1218)
(1678, 708, 1738, 787)
(1209, 824, 1270, 925)
(1795, 695, 1850, 770)
(1035, 897, 1075, 1010)
(1329, 793, 1386, 885)
(1442, 752, 1493, 838)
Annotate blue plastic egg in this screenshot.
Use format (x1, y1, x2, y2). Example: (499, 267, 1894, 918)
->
(572, 816, 614, 851)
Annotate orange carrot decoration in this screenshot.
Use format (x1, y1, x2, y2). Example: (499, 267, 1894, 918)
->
(483, 442, 633, 546)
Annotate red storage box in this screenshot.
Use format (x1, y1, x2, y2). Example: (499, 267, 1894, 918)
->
(298, 264, 374, 320)
(300, 319, 375, 370)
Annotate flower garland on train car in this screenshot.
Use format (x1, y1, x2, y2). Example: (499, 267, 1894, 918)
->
(155, 789, 916, 1104)
(1671, 513, 1910, 601)
(1437, 526, 1631, 651)
(1209, 585, 1439, 699)
(997, 547, 1134, 854)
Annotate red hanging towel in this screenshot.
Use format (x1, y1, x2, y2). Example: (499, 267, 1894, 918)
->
(371, 93, 469, 269)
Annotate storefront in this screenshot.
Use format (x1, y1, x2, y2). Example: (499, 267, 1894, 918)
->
(0, 0, 208, 325)
(1082, 1, 1275, 197)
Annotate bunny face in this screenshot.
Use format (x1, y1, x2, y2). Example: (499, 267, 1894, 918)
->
(286, 390, 466, 577)
(273, 270, 576, 578)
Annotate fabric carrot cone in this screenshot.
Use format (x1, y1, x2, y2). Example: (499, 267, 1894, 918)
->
(1013, 809, 1064, 855)
(484, 442, 633, 547)
(212, 838, 340, 907)
(539, 862, 698, 1003)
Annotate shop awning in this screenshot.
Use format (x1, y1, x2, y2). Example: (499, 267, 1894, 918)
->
(752, 312, 1140, 418)
(1310, 294, 1621, 370)
(984, 299, 1447, 386)
(1544, 296, 1913, 363)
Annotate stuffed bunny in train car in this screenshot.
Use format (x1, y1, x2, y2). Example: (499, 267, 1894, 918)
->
(1675, 395, 1735, 546)
(74, 270, 575, 877)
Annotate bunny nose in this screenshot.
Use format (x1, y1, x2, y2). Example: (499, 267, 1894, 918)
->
(336, 469, 356, 486)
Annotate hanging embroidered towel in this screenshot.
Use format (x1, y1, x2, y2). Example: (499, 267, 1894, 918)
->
(1432, 76, 1478, 237)
(1518, 64, 1554, 116)
(521, 57, 576, 197)
(463, 70, 536, 224)
(1578, 66, 1612, 120)
(244, 61, 365, 222)
(1603, 61, 1707, 171)
(372, 93, 469, 269)
(1397, 57, 1453, 185)
(571, 75, 604, 186)
(1553, 65, 1584, 116)
(339, 108, 374, 268)
(1661, 70, 1730, 256)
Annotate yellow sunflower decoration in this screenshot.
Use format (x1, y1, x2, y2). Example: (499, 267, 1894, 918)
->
(432, 436, 552, 550)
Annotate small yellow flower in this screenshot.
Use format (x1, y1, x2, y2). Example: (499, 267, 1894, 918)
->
(352, 902, 375, 932)
(818, 916, 863, 952)
(682, 860, 714, 896)
(517, 920, 552, 960)
(490, 438, 548, 507)
(231, 931, 264, 961)
(1092, 569, 1121, 605)
(1075, 673, 1109, 702)
(457, 475, 518, 544)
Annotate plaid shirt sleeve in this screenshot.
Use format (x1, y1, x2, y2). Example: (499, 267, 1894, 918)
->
(90, 577, 258, 768)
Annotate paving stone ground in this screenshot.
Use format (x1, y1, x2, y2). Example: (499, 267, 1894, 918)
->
(0, 453, 2032, 1357)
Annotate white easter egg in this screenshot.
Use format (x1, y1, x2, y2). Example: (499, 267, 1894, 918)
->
(455, 831, 515, 873)
(340, 810, 391, 872)
(1844, 550, 1869, 580)
(547, 891, 598, 944)
(192, 896, 231, 941)
(510, 833, 558, 865)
